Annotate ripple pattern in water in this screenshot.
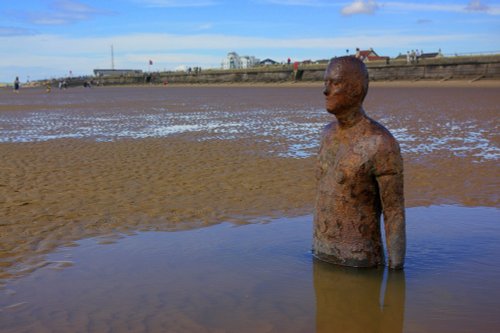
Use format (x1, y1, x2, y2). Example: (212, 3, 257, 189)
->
(1, 206, 499, 333)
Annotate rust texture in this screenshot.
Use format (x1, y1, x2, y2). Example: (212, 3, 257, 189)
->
(313, 56, 406, 269)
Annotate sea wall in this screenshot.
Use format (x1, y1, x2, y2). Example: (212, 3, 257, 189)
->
(87, 55, 500, 86)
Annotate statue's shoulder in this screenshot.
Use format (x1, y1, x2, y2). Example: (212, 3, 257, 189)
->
(322, 121, 338, 136)
(318, 121, 337, 155)
(364, 117, 403, 174)
(366, 117, 395, 138)
(365, 117, 400, 151)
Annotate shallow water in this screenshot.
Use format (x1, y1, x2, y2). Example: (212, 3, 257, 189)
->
(1, 205, 499, 333)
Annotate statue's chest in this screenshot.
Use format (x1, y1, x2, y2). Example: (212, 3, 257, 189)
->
(318, 137, 375, 187)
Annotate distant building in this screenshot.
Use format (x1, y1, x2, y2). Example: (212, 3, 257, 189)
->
(395, 50, 443, 60)
(240, 55, 260, 68)
(259, 58, 278, 66)
(419, 51, 443, 59)
(355, 48, 389, 62)
(222, 52, 241, 69)
(222, 52, 260, 69)
(93, 69, 143, 77)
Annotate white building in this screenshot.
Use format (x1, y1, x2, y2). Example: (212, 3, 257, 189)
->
(222, 52, 260, 69)
(240, 56, 259, 68)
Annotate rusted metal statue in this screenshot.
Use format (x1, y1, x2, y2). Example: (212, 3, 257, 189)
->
(313, 56, 406, 269)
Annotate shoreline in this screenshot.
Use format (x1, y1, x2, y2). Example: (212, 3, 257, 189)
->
(158, 80, 500, 88)
(6, 79, 500, 91)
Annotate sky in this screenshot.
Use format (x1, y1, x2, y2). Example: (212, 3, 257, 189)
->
(1, 0, 499, 82)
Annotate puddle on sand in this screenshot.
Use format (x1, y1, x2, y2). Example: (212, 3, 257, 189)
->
(1, 205, 499, 333)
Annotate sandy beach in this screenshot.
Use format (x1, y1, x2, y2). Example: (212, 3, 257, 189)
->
(1, 84, 499, 284)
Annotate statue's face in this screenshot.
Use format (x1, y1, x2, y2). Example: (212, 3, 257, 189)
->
(323, 61, 364, 115)
(323, 65, 346, 115)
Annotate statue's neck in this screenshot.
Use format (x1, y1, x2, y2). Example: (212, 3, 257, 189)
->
(336, 106, 366, 129)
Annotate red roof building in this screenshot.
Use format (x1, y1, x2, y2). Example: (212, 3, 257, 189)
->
(355, 48, 389, 62)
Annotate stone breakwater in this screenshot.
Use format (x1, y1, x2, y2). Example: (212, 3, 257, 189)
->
(84, 55, 500, 86)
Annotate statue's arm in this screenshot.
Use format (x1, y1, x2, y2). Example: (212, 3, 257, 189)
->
(316, 123, 335, 180)
(373, 133, 406, 269)
(377, 172, 406, 269)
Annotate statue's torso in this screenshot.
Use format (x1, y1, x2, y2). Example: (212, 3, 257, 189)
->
(314, 116, 398, 267)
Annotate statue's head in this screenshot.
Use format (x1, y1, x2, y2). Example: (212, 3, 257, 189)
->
(323, 56, 369, 115)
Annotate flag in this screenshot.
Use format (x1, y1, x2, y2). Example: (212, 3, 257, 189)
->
(149, 60, 153, 65)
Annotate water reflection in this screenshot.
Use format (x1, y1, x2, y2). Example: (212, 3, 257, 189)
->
(314, 260, 405, 333)
(2, 207, 500, 332)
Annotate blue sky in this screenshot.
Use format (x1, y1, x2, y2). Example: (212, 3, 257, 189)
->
(1, 0, 499, 82)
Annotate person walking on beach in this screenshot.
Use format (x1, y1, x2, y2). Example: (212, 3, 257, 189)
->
(13, 76, 20, 93)
(293, 61, 299, 81)
(313, 56, 406, 269)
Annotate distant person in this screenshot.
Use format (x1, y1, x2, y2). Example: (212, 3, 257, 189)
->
(411, 50, 416, 63)
(293, 61, 299, 81)
(314, 56, 406, 269)
(13, 76, 20, 93)
(45, 81, 51, 93)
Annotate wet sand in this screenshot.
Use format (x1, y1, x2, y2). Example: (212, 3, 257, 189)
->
(1, 85, 499, 285)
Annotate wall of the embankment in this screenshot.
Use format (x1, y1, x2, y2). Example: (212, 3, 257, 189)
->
(88, 55, 500, 86)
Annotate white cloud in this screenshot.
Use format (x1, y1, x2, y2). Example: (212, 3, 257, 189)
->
(0, 31, 478, 54)
(0, 26, 36, 36)
(24, 0, 110, 25)
(465, 0, 489, 12)
(264, 0, 500, 14)
(382, 1, 500, 15)
(54, 0, 99, 14)
(124, 53, 221, 63)
(341, 0, 379, 15)
(196, 22, 214, 31)
(137, 0, 218, 7)
(32, 18, 71, 25)
(416, 19, 432, 24)
(262, 0, 335, 6)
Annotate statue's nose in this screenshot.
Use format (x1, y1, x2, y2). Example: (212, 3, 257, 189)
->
(323, 87, 329, 96)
